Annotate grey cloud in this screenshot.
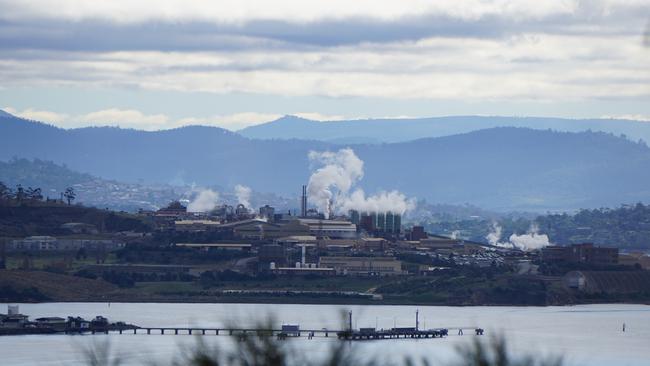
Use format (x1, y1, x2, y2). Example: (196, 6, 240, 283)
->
(0, 8, 648, 53)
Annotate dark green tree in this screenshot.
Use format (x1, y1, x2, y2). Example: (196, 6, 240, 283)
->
(26, 186, 43, 201)
(64, 186, 76, 205)
(0, 181, 10, 200)
(15, 184, 26, 202)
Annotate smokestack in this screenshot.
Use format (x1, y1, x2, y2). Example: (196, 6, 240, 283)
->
(301, 245, 306, 266)
(301, 185, 307, 217)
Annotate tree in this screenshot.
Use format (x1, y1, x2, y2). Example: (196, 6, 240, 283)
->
(26, 187, 43, 201)
(14, 184, 26, 202)
(0, 181, 10, 200)
(64, 187, 76, 205)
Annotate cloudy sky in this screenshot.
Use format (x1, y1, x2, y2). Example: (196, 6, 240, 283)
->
(1, 0, 649, 130)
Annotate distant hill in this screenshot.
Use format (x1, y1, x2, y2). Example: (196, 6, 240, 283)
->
(240, 115, 650, 144)
(2, 112, 650, 211)
(0, 158, 185, 211)
(0, 158, 94, 192)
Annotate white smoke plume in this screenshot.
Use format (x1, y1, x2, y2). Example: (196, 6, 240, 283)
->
(450, 230, 461, 240)
(307, 148, 415, 218)
(187, 189, 219, 212)
(508, 224, 552, 251)
(486, 222, 503, 246)
(234, 184, 252, 208)
(486, 222, 551, 251)
(339, 189, 416, 216)
(307, 148, 364, 218)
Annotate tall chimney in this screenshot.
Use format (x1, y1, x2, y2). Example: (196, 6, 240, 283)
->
(301, 185, 307, 217)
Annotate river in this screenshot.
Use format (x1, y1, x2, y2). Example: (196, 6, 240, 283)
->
(1, 303, 649, 365)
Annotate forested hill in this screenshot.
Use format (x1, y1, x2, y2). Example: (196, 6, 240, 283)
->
(2, 113, 650, 211)
(537, 203, 650, 250)
(240, 115, 650, 144)
(0, 158, 94, 193)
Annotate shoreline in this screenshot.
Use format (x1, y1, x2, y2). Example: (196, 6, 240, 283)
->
(6, 297, 650, 307)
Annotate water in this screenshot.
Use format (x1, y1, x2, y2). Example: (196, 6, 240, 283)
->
(1, 303, 649, 366)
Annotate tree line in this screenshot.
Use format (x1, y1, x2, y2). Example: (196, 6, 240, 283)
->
(0, 181, 76, 204)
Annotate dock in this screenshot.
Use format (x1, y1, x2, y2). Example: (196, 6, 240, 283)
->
(3, 306, 484, 341)
(72, 325, 484, 340)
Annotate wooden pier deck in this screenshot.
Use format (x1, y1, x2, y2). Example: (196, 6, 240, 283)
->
(75, 326, 484, 340)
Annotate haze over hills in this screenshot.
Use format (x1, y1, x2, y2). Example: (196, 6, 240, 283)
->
(2, 111, 650, 212)
(240, 115, 650, 144)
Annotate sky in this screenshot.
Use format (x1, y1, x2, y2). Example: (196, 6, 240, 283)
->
(0, 0, 649, 131)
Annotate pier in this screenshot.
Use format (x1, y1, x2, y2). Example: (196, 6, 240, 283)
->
(74, 325, 483, 340)
(3, 305, 483, 341)
(97, 310, 484, 341)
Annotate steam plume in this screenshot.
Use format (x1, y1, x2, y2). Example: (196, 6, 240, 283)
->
(485, 222, 551, 251)
(339, 189, 415, 216)
(234, 184, 252, 208)
(307, 148, 414, 218)
(508, 223, 551, 251)
(486, 222, 503, 246)
(187, 189, 219, 212)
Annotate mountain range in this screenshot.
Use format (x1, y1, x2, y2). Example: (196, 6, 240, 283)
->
(2, 111, 650, 212)
(240, 115, 650, 144)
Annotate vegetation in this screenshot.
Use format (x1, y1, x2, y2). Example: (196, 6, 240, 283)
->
(116, 243, 248, 265)
(537, 203, 650, 249)
(0, 184, 151, 236)
(0, 158, 94, 194)
(422, 202, 650, 249)
(376, 269, 555, 306)
(0, 284, 50, 302)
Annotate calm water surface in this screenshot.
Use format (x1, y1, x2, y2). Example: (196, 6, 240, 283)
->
(1, 303, 649, 366)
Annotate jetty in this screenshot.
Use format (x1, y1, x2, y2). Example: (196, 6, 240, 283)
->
(100, 310, 484, 341)
(2, 306, 484, 341)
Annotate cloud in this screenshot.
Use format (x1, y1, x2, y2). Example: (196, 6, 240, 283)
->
(1, 105, 361, 130)
(292, 112, 348, 121)
(0, 0, 648, 116)
(602, 114, 650, 122)
(0, 0, 581, 25)
(177, 112, 283, 130)
(3, 107, 68, 123)
(77, 109, 169, 128)
(1, 29, 648, 103)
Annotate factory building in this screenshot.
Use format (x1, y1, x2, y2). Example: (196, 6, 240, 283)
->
(232, 219, 310, 239)
(350, 210, 401, 236)
(297, 218, 357, 239)
(319, 256, 403, 276)
(259, 205, 275, 221)
(541, 243, 619, 265)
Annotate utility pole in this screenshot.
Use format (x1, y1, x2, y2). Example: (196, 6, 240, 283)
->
(416, 309, 419, 331)
(348, 311, 353, 331)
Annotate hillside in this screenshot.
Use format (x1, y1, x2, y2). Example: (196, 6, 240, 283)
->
(0, 203, 151, 237)
(0, 158, 94, 192)
(0, 158, 186, 211)
(2, 113, 650, 211)
(0, 270, 117, 302)
(240, 115, 650, 144)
